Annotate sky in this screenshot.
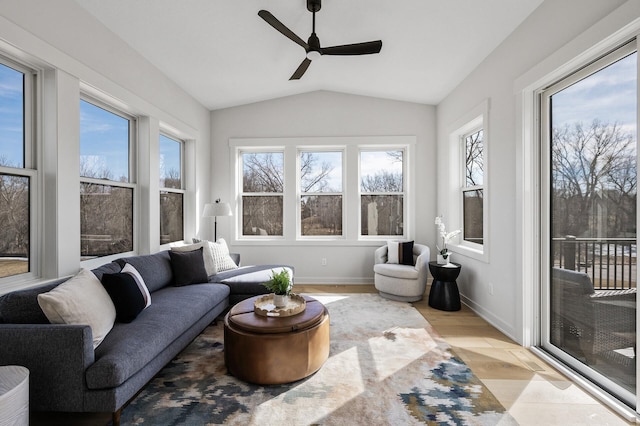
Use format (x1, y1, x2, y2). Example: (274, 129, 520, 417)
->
(0, 53, 636, 179)
(552, 51, 637, 134)
(0, 63, 23, 167)
(0, 65, 181, 182)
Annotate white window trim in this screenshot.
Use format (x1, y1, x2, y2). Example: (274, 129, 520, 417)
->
(159, 132, 185, 245)
(79, 96, 137, 267)
(237, 147, 286, 240)
(230, 136, 415, 246)
(447, 99, 489, 262)
(358, 146, 409, 240)
(0, 55, 39, 287)
(297, 147, 346, 240)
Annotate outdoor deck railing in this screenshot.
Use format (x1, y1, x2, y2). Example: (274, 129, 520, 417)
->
(552, 236, 636, 290)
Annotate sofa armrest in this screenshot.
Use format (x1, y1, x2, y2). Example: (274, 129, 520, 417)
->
(0, 324, 95, 411)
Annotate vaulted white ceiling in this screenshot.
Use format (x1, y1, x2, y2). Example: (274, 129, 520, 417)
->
(74, 0, 543, 110)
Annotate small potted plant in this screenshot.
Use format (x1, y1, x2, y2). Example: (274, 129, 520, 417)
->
(263, 269, 292, 307)
(435, 215, 461, 265)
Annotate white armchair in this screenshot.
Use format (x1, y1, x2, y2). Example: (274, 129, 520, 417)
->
(373, 243, 430, 302)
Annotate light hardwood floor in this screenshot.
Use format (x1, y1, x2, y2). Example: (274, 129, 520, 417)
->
(33, 284, 632, 425)
(299, 284, 633, 425)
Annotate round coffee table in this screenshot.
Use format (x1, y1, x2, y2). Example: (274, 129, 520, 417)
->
(224, 295, 330, 385)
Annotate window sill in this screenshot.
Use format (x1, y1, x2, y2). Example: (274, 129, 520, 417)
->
(232, 238, 395, 247)
(449, 243, 488, 263)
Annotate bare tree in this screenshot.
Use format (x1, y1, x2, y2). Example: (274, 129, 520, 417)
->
(465, 130, 483, 186)
(552, 120, 636, 237)
(300, 152, 334, 192)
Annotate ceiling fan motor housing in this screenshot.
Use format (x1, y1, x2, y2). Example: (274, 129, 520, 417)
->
(307, 0, 321, 13)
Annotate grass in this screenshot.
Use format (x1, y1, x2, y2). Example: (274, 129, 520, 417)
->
(0, 259, 28, 278)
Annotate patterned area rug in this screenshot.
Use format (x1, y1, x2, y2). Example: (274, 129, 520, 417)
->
(119, 293, 515, 425)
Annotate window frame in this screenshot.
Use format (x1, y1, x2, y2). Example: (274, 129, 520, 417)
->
(461, 127, 484, 247)
(159, 132, 185, 245)
(447, 100, 489, 262)
(297, 148, 345, 240)
(238, 148, 285, 239)
(79, 95, 137, 264)
(0, 55, 38, 285)
(358, 147, 408, 239)
(230, 136, 415, 246)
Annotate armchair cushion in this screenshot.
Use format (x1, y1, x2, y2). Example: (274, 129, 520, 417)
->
(374, 263, 419, 280)
(387, 240, 414, 265)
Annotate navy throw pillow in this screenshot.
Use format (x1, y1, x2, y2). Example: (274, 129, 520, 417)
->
(102, 273, 149, 323)
(169, 247, 208, 286)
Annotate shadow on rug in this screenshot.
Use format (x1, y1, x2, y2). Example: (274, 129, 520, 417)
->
(119, 293, 516, 425)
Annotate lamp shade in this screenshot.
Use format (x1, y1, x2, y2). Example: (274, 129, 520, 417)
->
(203, 201, 232, 217)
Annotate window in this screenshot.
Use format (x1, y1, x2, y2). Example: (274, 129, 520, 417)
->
(80, 99, 134, 259)
(462, 129, 484, 245)
(241, 151, 284, 236)
(299, 150, 343, 237)
(448, 100, 488, 260)
(360, 150, 405, 236)
(159, 134, 184, 244)
(233, 137, 414, 242)
(0, 58, 35, 279)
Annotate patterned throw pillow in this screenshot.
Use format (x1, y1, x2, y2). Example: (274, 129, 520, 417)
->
(387, 240, 414, 265)
(101, 263, 152, 323)
(209, 238, 238, 273)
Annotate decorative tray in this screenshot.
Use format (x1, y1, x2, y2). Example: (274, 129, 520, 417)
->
(254, 293, 306, 317)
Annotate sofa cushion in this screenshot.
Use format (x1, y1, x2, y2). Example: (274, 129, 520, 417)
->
(0, 263, 121, 324)
(0, 280, 63, 324)
(214, 265, 293, 295)
(169, 248, 208, 286)
(91, 261, 122, 281)
(116, 251, 173, 292)
(37, 268, 117, 349)
(85, 283, 230, 389)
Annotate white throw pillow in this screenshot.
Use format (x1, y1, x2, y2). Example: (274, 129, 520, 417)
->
(37, 268, 116, 349)
(171, 242, 216, 276)
(209, 238, 238, 273)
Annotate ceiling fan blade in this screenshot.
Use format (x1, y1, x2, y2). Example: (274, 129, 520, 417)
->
(289, 58, 312, 80)
(321, 40, 382, 56)
(258, 10, 308, 50)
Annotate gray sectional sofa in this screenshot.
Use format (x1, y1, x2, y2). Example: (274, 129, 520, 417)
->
(0, 250, 293, 425)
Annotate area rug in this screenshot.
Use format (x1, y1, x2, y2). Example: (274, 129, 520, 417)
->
(119, 293, 515, 425)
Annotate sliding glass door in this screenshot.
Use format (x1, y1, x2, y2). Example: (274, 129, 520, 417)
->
(541, 41, 637, 406)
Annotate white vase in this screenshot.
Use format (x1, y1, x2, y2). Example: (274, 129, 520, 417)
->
(273, 294, 289, 308)
(437, 253, 451, 265)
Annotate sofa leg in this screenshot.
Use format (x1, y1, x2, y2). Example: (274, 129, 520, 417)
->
(112, 409, 121, 426)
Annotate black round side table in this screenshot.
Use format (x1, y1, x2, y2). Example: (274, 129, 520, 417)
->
(428, 261, 462, 311)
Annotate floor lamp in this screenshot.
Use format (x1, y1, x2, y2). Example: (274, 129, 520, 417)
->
(203, 199, 232, 241)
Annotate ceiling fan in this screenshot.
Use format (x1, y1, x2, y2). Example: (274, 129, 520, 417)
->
(258, 0, 383, 80)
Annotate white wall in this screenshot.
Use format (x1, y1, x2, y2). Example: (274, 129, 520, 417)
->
(0, 0, 210, 288)
(436, 0, 632, 343)
(211, 91, 436, 284)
